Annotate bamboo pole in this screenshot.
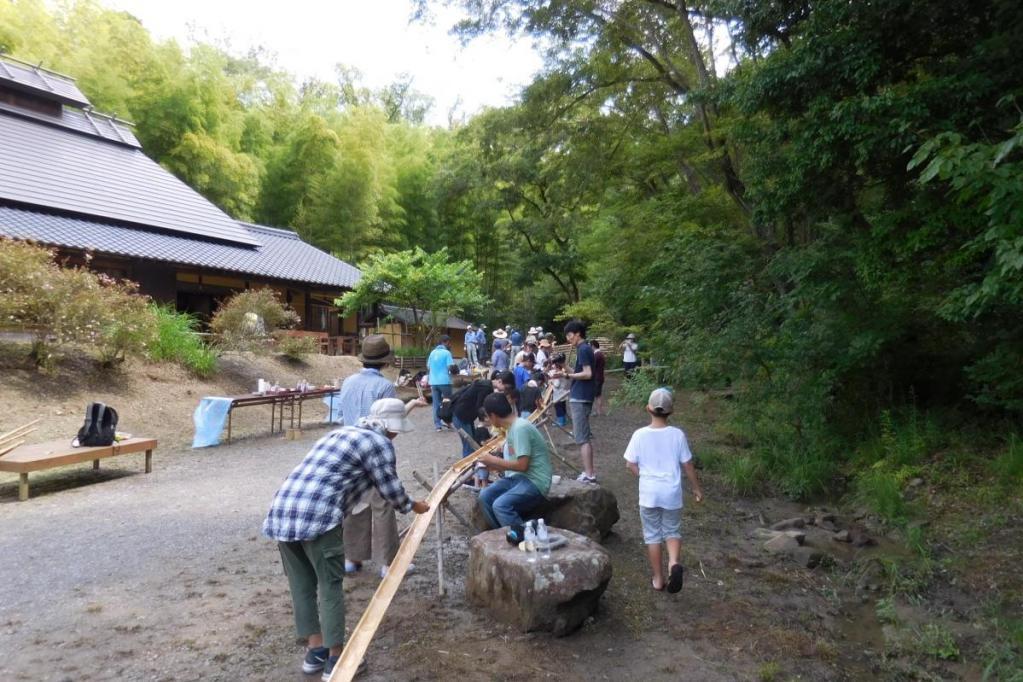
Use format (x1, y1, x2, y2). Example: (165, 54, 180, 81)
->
(0, 440, 25, 458)
(433, 461, 444, 597)
(0, 419, 39, 446)
(329, 397, 556, 681)
(412, 470, 472, 533)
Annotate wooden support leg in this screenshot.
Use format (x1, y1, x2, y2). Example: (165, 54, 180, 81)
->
(270, 401, 275, 435)
(18, 473, 28, 501)
(145, 449, 152, 474)
(93, 459, 100, 470)
(433, 462, 445, 597)
(227, 410, 233, 444)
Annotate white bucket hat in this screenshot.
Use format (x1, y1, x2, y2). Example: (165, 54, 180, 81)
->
(368, 398, 414, 433)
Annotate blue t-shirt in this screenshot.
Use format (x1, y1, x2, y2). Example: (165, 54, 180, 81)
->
(570, 342, 596, 402)
(511, 331, 522, 345)
(513, 365, 531, 390)
(491, 348, 510, 372)
(474, 330, 486, 345)
(428, 344, 453, 386)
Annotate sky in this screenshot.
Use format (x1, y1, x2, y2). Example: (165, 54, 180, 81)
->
(104, 0, 545, 125)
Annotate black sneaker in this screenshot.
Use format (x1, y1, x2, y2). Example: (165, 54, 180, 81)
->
(302, 646, 329, 674)
(322, 655, 366, 680)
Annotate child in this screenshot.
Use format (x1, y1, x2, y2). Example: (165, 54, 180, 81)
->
(624, 388, 704, 593)
(546, 352, 569, 427)
(518, 369, 544, 418)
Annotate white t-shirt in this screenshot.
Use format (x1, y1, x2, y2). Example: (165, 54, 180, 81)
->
(623, 425, 692, 509)
(623, 341, 638, 363)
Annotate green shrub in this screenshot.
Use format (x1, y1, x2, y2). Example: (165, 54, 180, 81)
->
(148, 305, 218, 377)
(991, 434, 1023, 489)
(210, 288, 299, 351)
(856, 466, 910, 525)
(610, 371, 660, 409)
(276, 333, 319, 361)
(394, 345, 429, 357)
(0, 239, 157, 369)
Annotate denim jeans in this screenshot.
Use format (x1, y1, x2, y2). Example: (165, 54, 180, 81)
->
(478, 475, 545, 528)
(453, 414, 475, 457)
(431, 384, 452, 428)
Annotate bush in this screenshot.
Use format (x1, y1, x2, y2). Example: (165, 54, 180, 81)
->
(991, 434, 1023, 492)
(610, 371, 660, 410)
(148, 305, 218, 377)
(856, 466, 911, 526)
(394, 345, 429, 357)
(0, 239, 157, 369)
(276, 333, 319, 361)
(210, 288, 300, 352)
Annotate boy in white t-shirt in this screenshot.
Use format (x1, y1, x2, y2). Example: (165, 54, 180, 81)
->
(624, 388, 704, 593)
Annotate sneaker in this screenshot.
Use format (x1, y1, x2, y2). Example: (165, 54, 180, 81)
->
(321, 655, 339, 681)
(302, 646, 329, 674)
(575, 472, 598, 484)
(435, 426, 443, 432)
(322, 655, 367, 680)
(344, 560, 362, 574)
(379, 562, 415, 578)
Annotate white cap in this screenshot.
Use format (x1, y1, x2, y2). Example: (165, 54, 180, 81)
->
(369, 398, 414, 433)
(648, 388, 674, 416)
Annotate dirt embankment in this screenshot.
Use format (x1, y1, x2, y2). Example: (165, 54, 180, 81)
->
(0, 351, 362, 452)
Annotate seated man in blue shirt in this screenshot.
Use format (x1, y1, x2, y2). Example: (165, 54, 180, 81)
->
(263, 399, 430, 681)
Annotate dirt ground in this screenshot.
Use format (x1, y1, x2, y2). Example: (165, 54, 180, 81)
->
(0, 353, 1011, 680)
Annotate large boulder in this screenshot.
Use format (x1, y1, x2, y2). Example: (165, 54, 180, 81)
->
(470, 478, 620, 540)
(466, 528, 612, 636)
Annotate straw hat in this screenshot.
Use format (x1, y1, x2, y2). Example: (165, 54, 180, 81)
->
(358, 334, 394, 364)
(493, 329, 508, 339)
(528, 326, 538, 335)
(626, 333, 637, 340)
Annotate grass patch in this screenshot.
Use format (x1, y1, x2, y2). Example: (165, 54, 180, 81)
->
(757, 661, 782, 681)
(991, 434, 1023, 491)
(855, 467, 912, 526)
(723, 454, 763, 496)
(914, 623, 960, 661)
(147, 305, 218, 377)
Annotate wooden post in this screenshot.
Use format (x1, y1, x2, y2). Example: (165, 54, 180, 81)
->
(433, 462, 444, 597)
(412, 470, 473, 532)
(93, 459, 100, 470)
(227, 409, 233, 444)
(18, 473, 28, 501)
(145, 449, 152, 474)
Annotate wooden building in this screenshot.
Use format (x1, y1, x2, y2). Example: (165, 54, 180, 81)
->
(0, 55, 361, 349)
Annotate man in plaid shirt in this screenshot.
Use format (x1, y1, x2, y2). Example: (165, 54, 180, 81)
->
(263, 398, 429, 680)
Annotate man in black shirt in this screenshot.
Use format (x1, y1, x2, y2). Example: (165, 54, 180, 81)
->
(451, 376, 500, 456)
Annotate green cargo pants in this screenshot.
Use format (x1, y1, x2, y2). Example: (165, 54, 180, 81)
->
(277, 525, 346, 648)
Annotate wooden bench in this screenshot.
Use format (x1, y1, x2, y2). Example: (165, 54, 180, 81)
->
(0, 437, 157, 501)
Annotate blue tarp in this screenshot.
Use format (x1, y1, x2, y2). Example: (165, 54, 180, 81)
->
(192, 397, 233, 448)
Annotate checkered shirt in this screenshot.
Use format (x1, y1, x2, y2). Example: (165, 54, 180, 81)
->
(261, 425, 413, 542)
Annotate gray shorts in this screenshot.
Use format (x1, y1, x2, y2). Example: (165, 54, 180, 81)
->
(639, 506, 683, 544)
(569, 401, 592, 444)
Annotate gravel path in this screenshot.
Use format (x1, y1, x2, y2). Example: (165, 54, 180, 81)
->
(0, 406, 464, 681)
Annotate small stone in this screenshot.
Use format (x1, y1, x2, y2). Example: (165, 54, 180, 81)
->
(770, 517, 806, 531)
(833, 530, 851, 543)
(908, 478, 924, 488)
(794, 547, 825, 568)
(764, 534, 801, 554)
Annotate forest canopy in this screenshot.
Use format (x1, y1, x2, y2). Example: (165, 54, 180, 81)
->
(2, 0, 1021, 495)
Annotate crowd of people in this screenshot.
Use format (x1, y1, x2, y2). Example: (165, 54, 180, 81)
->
(260, 323, 701, 680)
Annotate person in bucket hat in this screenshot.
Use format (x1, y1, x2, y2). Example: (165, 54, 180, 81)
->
(340, 335, 426, 583)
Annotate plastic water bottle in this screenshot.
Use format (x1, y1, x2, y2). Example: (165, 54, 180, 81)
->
(524, 522, 537, 562)
(537, 519, 551, 559)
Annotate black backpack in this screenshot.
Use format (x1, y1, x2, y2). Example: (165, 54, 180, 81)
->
(74, 402, 118, 447)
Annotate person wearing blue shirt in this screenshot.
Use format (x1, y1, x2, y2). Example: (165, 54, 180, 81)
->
(427, 335, 455, 431)
(513, 353, 535, 391)
(465, 324, 479, 367)
(510, 328, 523, 359)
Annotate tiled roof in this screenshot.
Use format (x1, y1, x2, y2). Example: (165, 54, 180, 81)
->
(0, 111, 259, 246)
(379, 304, 469, 330)
(0, 205, 362, 290)
(0, 101, 141, 148)
(0, 58, 90, 107)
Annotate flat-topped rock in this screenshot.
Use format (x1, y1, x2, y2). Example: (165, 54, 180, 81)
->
(471, 478, 620, 540)
(467, 528, 612, 636)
